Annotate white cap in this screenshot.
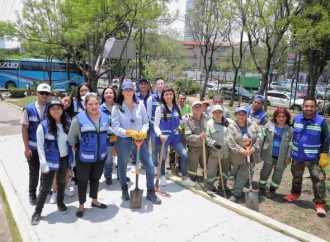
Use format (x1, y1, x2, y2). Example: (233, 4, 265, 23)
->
(192, 101, 203, 107)
(212, 105, 223, 112)
(37, 83, 51, 93)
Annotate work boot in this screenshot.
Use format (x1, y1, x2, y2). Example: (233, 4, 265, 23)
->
(229, 195, 238, 203)
(259, 186, 266, 196)
(121, 185, 130, 201)
(146, 189, 161, 205)
(57, 203, 68, 214)
(31, 212, 41, 225)
(106, 178, 112, 185)
(283, 194, 299, 202)
(205, 180, 215, 192)
(267, 186, 276, 199)
(29, 193, 37, 205)
(315, 203, 326, 218)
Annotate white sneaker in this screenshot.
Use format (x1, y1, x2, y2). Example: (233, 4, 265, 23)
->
(181, 178, 196, 187)
(160, 176, 167, 186)
(131, 166, 136, 173)
(154, 167, 158, 174)
(50, 192, 57, 204)
(64, 188, 74, 197)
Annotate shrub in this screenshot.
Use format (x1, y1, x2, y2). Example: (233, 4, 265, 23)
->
(174, 78, 201, 95)
(8, 88, 26, 98)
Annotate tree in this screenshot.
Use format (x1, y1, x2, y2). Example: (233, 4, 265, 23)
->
(187, 0, 229, 100)
(237, 0, 304, 99)
(292, 1, 330, 98)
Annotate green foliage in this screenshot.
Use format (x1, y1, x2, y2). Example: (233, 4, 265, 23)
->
(174, 78, 200, 95)
(8, 88, 26, 98)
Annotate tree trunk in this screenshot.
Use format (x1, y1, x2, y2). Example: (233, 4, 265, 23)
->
(229, 69, 239, 107)
(200, 71, 210, 101)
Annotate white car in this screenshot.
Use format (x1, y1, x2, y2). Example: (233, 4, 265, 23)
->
(267, 91, 304, 111)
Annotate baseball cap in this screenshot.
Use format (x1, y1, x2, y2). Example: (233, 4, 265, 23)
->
(192, 101, 202, 107)
(37, 83, 51, 93)
(138, 77, 149, 84)
(121, 80, 135, 90)
(48, 99, 63, 108)
(254, 95, 265, 103)
(212, 105, 223, 112)
(235, 107, 247, 114)
(202, 100, 210, 107)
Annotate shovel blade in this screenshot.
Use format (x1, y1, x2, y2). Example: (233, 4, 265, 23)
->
(244, 190, 259, 212)
(130, 188, 143, 209)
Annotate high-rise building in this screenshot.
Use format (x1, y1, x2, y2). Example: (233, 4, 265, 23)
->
(184, 0, 194, 40)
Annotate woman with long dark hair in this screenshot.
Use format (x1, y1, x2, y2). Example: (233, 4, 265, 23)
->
(154, 87, 195, 187)
(61, 93, 74, 123)
(111, 80, 161, 204)
(259, 107, 293, 198)
(100, 87, 117, 185)
(68, 93, 109, 218)
(31, 99, 72, 225)
(73, 84, 92, 115)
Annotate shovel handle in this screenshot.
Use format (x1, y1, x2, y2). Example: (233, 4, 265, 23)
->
(202, 138, 207, 180)
(134, 139, 144, 149)
(217, 149, 226, 198)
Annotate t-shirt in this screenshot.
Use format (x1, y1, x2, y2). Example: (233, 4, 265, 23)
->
(272, 126, 284, 157)
(181, 104, 191, 116)
(20, 101, 47, 126)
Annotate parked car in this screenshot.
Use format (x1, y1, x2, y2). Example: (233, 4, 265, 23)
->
(220, 86, 253, 102)
(267, 91, 304, 111)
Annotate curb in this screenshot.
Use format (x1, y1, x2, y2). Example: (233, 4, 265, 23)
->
(167, 174, 326, 242)
(0, 161, 39, 242)
(4, 100, 23, 111)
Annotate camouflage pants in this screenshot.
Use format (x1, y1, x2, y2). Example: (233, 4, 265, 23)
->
(187, 146, 204, 179)
(291, 160, 326, 204)
(259, 157, 286, 190)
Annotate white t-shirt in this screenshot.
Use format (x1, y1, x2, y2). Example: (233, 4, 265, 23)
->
(20, 101, 47, 126)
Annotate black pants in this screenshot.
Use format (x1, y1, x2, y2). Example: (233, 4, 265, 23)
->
(35, 157, 68, 214)
(76, 159, 105, 205)
(28, 150, 41, 195)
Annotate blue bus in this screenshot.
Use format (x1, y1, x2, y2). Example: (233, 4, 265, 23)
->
(0, 58, 84, 89)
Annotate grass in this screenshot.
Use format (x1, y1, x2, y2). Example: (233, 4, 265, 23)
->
(6, 96, 37, 109)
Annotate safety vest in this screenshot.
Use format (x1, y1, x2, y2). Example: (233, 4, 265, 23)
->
(149, 93, 161, 131)
(40, 120, 72, 171)
(155, 105, 182, 146)
(73, 99, 85, 114)
(25, 103, 46, 150)
(99, 103, 113, 146)
(246, 106, 267, 124)
(77, 111, 109, 162)
(291, 114, 324, 162)
(136, 91, 151, 109)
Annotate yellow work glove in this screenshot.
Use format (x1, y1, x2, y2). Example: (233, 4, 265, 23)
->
(137, 131, 147, 140)
(319, 153, 329, 168)
(125, 129, 138, 138)
(177, 126, 183, 133)
(109, 135, 117, 143)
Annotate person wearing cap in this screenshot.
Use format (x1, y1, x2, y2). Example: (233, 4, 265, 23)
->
(31, 99, 72, 225)
(154, 87, 196, 187)
(146, 78, 165, 168)
(68, 93, 109, 218)
(112, 80, 161, 204)
(184, 101, 209, 182)
(136, 77, 152, 109)
(226, 107, 262, 202)
(246, 95, 267, 125)
(205, 105, 231, 192)
(20, 83, 51, 205)
(202, 101, 211, 116)
(208, 95, 231, 119)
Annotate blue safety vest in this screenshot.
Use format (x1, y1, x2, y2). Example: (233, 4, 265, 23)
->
(77, 111, 109, 162)
(246, 106, 267, 124)
(24, 103, 46, 150)
(40, 120, 72, 171)
(73, 100, 85, 114)
(291, 114, 324, 162)
(136, 91, 151, 109)
(155, 105, 182, 146)
(99, 103, 113, 146)
(149, 93, 161, 132)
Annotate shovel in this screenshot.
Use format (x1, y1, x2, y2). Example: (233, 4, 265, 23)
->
(217, 149, 227, 198)
(202, 138, 208, 192)
(130, 139, 144, 209)
(155, 141, 170, 197)
(244, 154, 259, 212)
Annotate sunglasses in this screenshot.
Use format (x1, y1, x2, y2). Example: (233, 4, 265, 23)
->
(39, 91, 50, 96)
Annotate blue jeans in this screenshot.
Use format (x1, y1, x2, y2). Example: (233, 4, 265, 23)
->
(115, 137, 155, 190)
(155, 142, 188, 177)
(131, 129, 151, 164)
(104, 146, 113, 179)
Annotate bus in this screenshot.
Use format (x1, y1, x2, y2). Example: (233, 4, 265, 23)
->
(0, 58, 84, 89)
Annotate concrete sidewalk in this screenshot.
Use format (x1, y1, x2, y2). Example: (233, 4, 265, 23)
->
(0, 101, 325, 242)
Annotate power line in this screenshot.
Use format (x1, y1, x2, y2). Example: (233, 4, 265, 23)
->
(7, 0, 16, 21)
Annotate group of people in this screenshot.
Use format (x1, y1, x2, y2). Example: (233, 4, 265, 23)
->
(21, 77, 329, 226)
